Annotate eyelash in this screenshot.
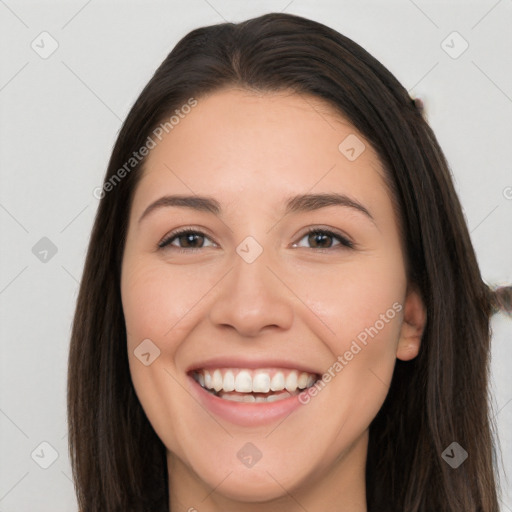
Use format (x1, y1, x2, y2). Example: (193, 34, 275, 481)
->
(157, 227, 355, 253)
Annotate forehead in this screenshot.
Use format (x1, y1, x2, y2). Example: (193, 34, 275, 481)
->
(132, 87, 389, 220)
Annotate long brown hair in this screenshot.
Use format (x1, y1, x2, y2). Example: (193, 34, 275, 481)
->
(67, 12, 511, 511)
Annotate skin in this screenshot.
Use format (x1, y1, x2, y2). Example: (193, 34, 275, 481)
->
(120, 87, 427, 512)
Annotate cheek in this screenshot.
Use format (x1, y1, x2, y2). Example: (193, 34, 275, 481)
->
(121, 259, 197, 457)
(292, 251, 406, 412)
(121, 258, 202, 349)
(292, 253, 406, 351)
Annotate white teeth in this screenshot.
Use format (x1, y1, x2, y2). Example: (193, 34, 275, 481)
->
(219, 394, 241, 402)
(234, 370, 252, 393)
(221, 393, 256, 403)
(219, 390, 293, 403)
(252, 372, 270, 393)
(297, 372, 309, 389)
(212, 369, 223, 392)
(223, 370, 235, 392)
(266, 391, 291, 402)
(285, 371, 298, 392)
(270, 372, 285, 391)
(194, 368, 317, 398)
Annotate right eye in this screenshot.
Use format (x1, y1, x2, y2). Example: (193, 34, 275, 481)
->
(158, 228, 217, 252)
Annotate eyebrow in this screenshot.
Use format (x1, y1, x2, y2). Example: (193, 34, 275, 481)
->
(137, 192, 375, 225)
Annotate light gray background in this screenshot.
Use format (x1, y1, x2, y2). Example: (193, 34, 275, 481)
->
(0, 1, 511, 510)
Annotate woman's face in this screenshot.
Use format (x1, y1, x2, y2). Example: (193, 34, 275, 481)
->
(121, 88, 425, 507)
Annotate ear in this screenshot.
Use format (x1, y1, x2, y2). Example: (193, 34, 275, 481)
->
(396, 285, 427, 361)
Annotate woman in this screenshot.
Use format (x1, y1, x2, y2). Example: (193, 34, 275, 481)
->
(67, 12, 511, 512)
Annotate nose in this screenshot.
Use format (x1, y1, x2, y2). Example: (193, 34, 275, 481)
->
(208, 249, 294, 338)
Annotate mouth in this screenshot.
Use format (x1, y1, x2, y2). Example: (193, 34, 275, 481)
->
(189, 367, 320, 403)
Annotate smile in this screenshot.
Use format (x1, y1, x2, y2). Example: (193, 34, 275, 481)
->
(191, 368, 318, 403)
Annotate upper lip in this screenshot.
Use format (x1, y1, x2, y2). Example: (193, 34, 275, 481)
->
(186, 357, 321, 376)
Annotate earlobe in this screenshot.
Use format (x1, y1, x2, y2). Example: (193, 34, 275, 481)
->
(396, 286, 427, 361)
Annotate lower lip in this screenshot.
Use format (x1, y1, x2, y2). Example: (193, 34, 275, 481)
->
(188, 375, 306, 427)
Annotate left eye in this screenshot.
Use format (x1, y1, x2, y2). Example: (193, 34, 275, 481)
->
(158, 228, 354, 252)
(293, 229, 354, 250)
